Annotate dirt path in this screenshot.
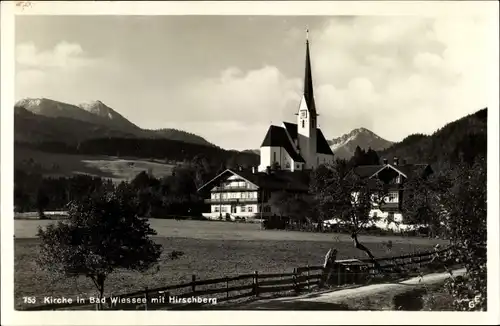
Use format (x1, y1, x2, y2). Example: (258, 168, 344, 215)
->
(233, 268, 465, 310)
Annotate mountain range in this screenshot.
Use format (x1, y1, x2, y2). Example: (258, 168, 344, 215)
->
(327, 127, 394, 159)
(14, 98, 215, 147)
(243, 127, 394, 159)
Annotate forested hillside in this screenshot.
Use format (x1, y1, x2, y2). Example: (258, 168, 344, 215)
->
(378, 108, 487, 169)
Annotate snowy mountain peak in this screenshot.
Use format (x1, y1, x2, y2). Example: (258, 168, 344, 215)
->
(328, 128, 394, 159)
(78, 100, 114, 119)
(15, 98, 44, 108)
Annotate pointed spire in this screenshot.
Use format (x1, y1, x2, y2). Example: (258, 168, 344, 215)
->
(303, 27, 317, 117)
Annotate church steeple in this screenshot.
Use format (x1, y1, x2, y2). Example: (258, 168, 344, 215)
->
(303, 28, 317, 118)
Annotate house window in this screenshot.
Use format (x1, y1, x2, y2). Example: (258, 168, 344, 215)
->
(247, 206, 253, 212)
(373, 211, 378, 218)
(388, 192, 398, 202)
(273, 152, 277, 163)
(221, 207, 227, 212)
(302, 120, 305, 128)
(214, 207, 220, 212)
(285, 162, 290, 169)
(387, 212, 395, 223)
(296, 164, 300, 169)
(264, 206, 271, 212)
(241, 206, 246, 212)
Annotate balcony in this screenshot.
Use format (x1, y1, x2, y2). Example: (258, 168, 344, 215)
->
(379, 202, 401, 212)
(205, 197, 259, 204)
(212, 185, 256, 192)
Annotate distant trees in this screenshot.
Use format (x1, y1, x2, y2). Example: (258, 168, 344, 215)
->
(36, 182, 165, 310)
(14, 171, 108, 213)
(350, 146, 380, 166)
(14, 153, 223, 218)
(268, 191, 313, 228)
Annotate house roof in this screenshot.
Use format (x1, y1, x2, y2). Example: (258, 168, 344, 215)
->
(351, 163, 433, 179)
(197, 169, 310, 193)
(281, 122, 334, 156)
(261, 125, 305, 163)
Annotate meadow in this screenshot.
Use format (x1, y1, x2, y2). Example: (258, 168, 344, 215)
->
(14, 219, 448, 309)
(15, 147, 176, 182)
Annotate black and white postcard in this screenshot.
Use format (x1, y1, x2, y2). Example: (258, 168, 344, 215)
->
(1, 1, 499, 325)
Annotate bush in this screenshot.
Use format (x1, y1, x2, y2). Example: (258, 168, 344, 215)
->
(393, 288, 426, 310)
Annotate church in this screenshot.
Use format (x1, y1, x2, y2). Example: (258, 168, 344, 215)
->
(258, 34, 335, 172)
(197, 34, 333, 221)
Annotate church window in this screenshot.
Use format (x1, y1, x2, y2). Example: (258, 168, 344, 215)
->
(302, 120, 305, 128)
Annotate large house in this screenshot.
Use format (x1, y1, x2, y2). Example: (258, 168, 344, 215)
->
(258, 34, 335, 172)
(346, 157, 434, 231)
(197, 167, 309, 221)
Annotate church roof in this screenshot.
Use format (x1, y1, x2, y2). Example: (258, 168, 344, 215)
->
(261, 125, 306, 163)
(303, 40, 317, 117)
(282, 122, 334, 156)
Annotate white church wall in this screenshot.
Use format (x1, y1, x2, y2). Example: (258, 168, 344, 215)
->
(258, 146, 273, 171)
(258, 146, 295, 172)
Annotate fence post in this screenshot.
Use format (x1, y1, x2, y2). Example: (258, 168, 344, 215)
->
(144, 287, 149, 310)
(254, 271, 259, 297)
(293, 268, 299, 293)
(225, 276, 229, 299)
(337, 263, 342, 285)
(306, 265, 310, 290)
(191, 274, 196, 293)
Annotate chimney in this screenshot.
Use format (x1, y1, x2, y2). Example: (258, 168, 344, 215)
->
(383, 158, 388, 165)
(266, 166, 271, 174)
(393, 157, 399, 166)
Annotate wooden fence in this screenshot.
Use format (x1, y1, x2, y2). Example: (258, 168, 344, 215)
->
(22, 246, 454, 311)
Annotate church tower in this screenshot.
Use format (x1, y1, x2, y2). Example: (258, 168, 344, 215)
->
(297, 30, 318, 169)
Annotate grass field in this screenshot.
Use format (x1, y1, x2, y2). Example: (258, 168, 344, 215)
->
(14, 219, 448, 310)
(15, 147, 176, 182)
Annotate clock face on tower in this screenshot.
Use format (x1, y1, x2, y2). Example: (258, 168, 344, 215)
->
(300, 110, 307, 119)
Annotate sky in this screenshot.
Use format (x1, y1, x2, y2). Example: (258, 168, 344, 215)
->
(15, 15, 493, 150)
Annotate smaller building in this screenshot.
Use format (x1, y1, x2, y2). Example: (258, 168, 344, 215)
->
(348, 157, 433, 231)
(197, 167, 309, 221)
